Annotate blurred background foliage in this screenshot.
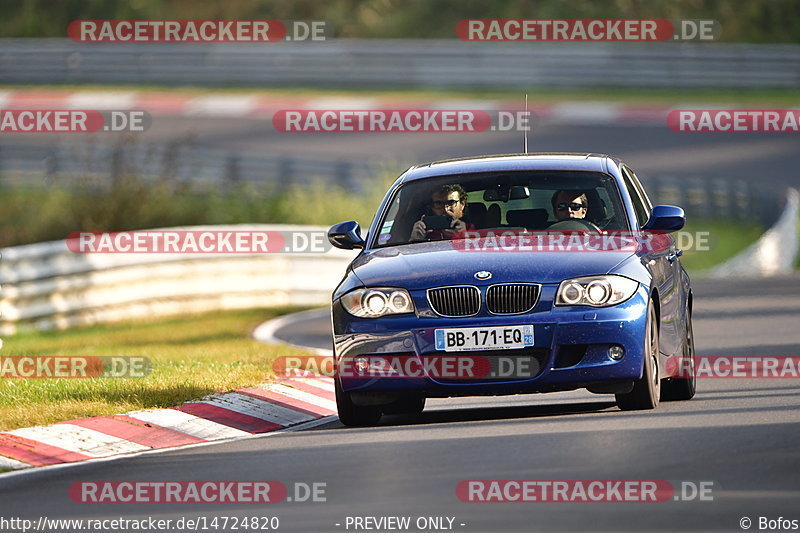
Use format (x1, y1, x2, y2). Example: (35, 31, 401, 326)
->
(1, 0, 798, 42)
(0, 171, 395, 247)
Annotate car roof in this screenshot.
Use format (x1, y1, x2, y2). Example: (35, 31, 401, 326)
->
(400, 153, 619, 183)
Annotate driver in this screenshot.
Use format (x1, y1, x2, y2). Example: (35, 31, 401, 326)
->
(552, 191, 588, 221)
(410, 184, 475, 241)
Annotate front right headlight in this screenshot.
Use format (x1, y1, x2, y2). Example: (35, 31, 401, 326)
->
(555, 275, 638, 307)
(341, 288, 415, 318)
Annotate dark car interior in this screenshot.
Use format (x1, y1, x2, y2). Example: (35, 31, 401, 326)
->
(375, 170, 629, 247)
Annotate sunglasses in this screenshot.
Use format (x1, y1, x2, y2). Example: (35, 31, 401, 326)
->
(557, 202, 586, 211)
(432, 199, 461, 208)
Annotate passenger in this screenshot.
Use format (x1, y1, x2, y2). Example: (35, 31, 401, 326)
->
(552, 191, 588, 220)
(410, 184, 475, 241)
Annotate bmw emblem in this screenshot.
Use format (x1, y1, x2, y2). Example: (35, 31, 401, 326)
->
(475, 270, 492, 280)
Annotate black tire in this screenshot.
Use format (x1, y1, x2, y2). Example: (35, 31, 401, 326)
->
(616, 302, 661, 411)
(335, 377, 382, 427)
(382, 395, 426, 415)
(661, 313, 697, 401)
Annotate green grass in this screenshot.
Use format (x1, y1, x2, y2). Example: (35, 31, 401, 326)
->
(3, 84, 800, 106)
(678, 219, 765, 272)
(0, 308, 316, 431)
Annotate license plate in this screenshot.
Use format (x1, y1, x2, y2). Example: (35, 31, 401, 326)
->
(434, 325, 534, 352)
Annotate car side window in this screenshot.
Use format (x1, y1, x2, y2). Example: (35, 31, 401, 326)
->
(626, 166, 653, 212)
(621, 167, 649, 228)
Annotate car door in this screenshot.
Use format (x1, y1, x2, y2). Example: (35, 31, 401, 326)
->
(622, 166, 681, 356)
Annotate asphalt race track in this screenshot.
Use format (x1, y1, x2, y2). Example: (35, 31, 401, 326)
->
(1, 276, 799, 533)
(6, 115, 799, 190)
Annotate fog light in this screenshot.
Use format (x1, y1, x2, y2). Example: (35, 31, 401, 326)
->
(354, 356, 370, 374)
(608, 345, 625, 361)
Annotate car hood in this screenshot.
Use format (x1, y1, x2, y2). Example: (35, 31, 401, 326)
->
(351, 241, 634, 289)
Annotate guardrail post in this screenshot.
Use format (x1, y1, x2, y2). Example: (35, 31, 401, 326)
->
(44, 144, 59, 185)
(729, 179, 745, 221)
(225, 154, 240, 185)
(335, 160, 357, 192)
(708, 178, 726, 220)
(279, 157, 294, 187)
(110, 144, 124, 185)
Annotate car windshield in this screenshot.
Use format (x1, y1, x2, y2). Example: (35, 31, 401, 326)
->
(373, 170, 630, 248)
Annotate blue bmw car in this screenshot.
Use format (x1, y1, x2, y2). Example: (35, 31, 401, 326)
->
(328, 153, 696, 426)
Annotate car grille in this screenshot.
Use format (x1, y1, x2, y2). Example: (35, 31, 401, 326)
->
(486, 284, 540, 314)
(427, 286, 481, 317)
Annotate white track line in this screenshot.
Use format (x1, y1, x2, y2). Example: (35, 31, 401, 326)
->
(264, 383, 337, 412)
(192, 392, 316, 426)
(126, 408, 251, 440)
(66, 91, 136, 110)
(550, 102, 621, 124)
(289, 376, 335, 392)
(186, 95, 259, 116)
(252, 308, 333, 356)
(0, 456, 31, 471)
(305, 97, 379, 110)
(8, 424, 149, 457)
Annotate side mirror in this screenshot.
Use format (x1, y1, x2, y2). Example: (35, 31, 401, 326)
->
(642, 205, 685, 232)
(328, 221, 365, 249)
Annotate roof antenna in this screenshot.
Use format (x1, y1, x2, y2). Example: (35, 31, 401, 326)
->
(523, 93, 529, 154)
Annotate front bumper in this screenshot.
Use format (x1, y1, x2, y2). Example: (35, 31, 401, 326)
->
(332, 285, 650, 397)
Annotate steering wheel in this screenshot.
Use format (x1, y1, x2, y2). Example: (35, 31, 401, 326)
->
(548, 219, 602, 233)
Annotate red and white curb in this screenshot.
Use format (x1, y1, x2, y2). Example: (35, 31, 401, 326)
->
(0, 89, 670, 125)
(0, 377, 336, 472)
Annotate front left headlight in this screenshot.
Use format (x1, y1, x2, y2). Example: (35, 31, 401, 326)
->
(341, 288, 415, 318)
(555, 275, 639, 307)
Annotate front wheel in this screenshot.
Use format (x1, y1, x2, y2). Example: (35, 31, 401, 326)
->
(616, 302, 661, 411)
(335, 377, 382, 427)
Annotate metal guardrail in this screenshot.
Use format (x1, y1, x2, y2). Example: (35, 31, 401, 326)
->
(0, 39, 799, 89)
(0, 225, 357, 335)
(638, 175, 780, 227)
(0, 140, 784, 227)
(0, 141, 377, 192)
